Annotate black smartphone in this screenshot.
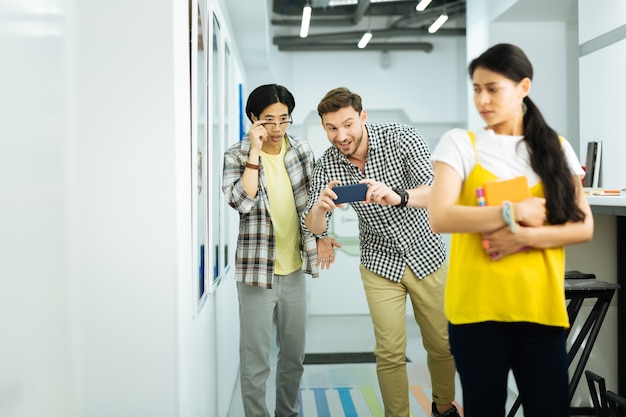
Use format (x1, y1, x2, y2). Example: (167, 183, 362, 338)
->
(333, 183, 368, 204)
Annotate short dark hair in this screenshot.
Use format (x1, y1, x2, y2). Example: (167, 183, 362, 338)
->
(245, 84, 295, 122)
(317, 87, 363, 118)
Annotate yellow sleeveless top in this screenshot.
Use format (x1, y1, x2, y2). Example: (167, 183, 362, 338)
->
(445, 131, 569, 328)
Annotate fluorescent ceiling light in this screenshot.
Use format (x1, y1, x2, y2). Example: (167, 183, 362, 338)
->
(357, 31, 373, 48)
(300, 3, 312, 38)
(328, 0, 398, 5)
(428, 13, 448, 33)
(328, 0, 357, 5)
(415, 0, 432, 11)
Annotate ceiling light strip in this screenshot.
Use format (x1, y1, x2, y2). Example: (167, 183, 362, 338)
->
(300, 2, 312, 38)
(328, 0, 357, 5)
(328, 0, 397, 5)
(357, 31, 373, 48)
(428, 13, 448, 33)
(415, 0, 432, 11)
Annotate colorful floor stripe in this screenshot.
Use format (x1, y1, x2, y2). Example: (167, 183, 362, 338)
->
(299, 385, 452, 416)
(298, 362, 465, 417)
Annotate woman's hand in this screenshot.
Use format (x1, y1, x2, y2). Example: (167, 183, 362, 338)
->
(482, 226, 530, 260)
(515, 197, 547, 227)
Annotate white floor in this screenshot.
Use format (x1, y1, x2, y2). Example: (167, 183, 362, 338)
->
(225, 306, 605, 416)
(226, 314, 470, 417)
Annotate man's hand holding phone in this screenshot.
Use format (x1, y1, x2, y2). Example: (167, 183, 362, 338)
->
(311, 181, 369, 217)
(306, 180, 368, 235)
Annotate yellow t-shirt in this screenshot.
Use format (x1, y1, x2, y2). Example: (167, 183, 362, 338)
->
(261, 137, 303, 275)
(445, 131, 569, 328)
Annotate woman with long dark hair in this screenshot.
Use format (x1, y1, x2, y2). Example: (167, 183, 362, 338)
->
(428, 44, 593, 416)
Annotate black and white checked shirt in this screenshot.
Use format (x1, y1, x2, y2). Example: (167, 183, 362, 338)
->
(303, 122, 446, 282)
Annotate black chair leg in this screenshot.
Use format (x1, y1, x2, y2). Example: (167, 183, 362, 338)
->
(586, 370, 609, 417)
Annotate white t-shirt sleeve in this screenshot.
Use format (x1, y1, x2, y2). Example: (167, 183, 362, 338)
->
(560, 137, 585, 176)
(430, 128, 475, 181)
(432, 129, 584, 182)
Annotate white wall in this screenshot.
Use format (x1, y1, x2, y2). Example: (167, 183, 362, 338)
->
(1, 1, 73, 415)
(0, 0, 244, 415)
(289, 38, 467, 127)
(209, 4, 245, 415)
(578, 0, 626, 189)
(69, 0, 180, 412)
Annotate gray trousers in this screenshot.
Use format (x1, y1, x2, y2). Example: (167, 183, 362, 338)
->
(237, 270, 307, 417)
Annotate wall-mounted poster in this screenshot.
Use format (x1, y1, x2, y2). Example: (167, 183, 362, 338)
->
(209, 11, 222, 292)
(222, 42, 230, 275)
(191, 1, 208, 314)
(191, 4, 232, 299)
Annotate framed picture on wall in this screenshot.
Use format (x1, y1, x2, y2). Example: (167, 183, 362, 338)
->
(190, 1, 208, 314)
(208, 11, 222, 292)
(222, 41, 231, 276)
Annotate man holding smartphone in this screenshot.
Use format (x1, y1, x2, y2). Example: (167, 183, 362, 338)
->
(302, 87, 459, 417)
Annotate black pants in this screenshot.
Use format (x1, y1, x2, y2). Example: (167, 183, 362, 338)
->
(449, 321, 570, 417)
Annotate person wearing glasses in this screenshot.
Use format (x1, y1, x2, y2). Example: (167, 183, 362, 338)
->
(303, 87, 460, 417)
(222, 83, 340, 417)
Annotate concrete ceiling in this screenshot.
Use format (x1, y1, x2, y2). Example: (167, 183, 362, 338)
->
(270, 0, 466, 52)
(224, 0, 577, 71)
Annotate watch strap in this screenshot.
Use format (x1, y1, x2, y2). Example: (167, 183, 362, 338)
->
(392, 188, 409, 208)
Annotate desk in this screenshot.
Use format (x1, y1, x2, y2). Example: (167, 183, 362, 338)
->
(587, 195, 626, 216)
(507, 278, 620, 417)
(588, 197, 625, 397)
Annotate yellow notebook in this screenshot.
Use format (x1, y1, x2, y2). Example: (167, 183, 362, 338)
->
(483, 176, 530, 205)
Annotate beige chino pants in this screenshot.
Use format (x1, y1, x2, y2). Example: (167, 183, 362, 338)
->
(360, 263, 456, 417)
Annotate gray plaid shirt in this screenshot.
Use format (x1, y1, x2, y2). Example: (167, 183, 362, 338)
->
(302, 122, 446, 282)
(223, 134, 319, 288)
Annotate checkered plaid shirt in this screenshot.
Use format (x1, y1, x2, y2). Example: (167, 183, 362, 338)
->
(223, 134, 319, 288)
(302, 122, 446, 282)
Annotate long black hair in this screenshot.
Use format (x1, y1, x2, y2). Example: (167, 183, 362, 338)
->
(245, 84, 295, 122)
(468, 43, 584, 224)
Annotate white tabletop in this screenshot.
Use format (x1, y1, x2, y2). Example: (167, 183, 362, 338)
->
(587, 195, 626, 207)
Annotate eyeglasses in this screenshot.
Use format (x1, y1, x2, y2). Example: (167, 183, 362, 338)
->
(261, 117, 293, 129)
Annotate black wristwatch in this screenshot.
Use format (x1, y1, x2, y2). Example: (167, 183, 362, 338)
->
(392, 188, 409, 208)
